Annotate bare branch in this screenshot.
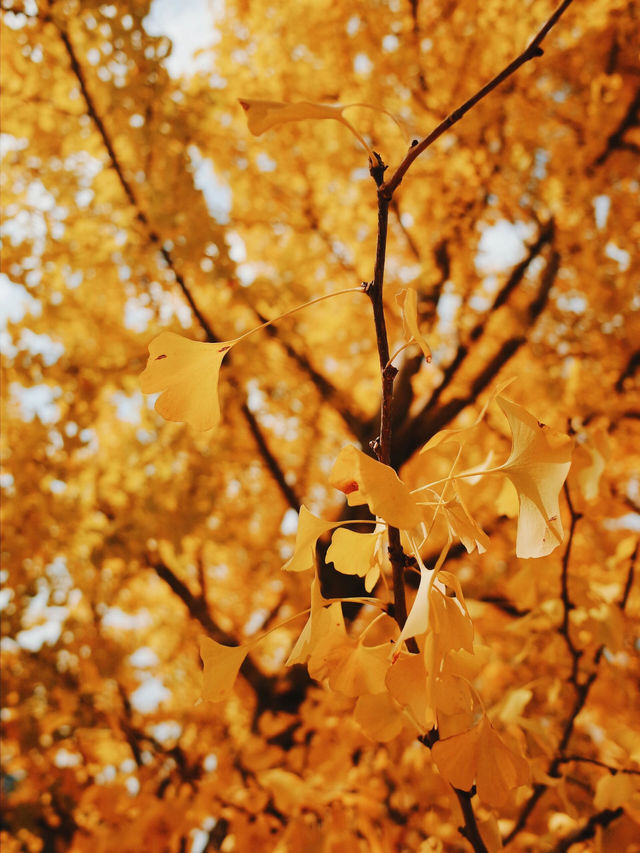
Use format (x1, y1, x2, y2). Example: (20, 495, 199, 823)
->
(384, 0, 576, 193)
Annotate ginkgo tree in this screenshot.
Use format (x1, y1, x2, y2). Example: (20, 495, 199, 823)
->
(2, 0, 639, 851)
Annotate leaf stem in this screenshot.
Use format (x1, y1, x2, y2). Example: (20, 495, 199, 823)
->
(234, 287, 365, 345)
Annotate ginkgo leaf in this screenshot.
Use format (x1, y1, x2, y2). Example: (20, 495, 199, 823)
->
(281, 506, 339, 573)
(429, 582, 474, 668)
(433, 673, 474, 716)
(326, 528, 383, 592)
(286, 577, 344, 667)
(476, 720, 530, 808)
(329, 445, 423, 530)
(432, 721, 479, 791)
(353, 692, 405, 742)
(238, 98, 404, 155)
(396, 287, 431, 362)
(395, 565, 432, 651)
(442, 490, 490, 554)
(432, 717, 530, 807)
(385, 652, 435, 731)
(327, 640, 390, 697)
(494, 396, 574, 558)
(140, 332, 238, 431)
(200, 636, 250, 703)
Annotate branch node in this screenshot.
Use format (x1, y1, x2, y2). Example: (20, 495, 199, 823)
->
(369, 151, 388, 187)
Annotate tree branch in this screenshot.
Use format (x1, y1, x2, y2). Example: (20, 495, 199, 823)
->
(53, 20, 303, 511)
(504, 512, 638, 844)
(550, 807, 624, 853)
(384, 0, 576, 193)
(152, 560, 311, 716)
(393, 247, 559, 466)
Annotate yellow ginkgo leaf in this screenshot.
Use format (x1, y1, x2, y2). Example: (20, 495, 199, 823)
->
(432, 721, 480, 791)
(442, 491, 490, 554)
(238, 98, 404, 155)
(326, 528, 384, 592)
(476, 719, 530, 808)
(433, 672, 474, 716)
(495, 396, 574, 558)
(286, 577, 344, 667)
(140, 331, 238, 431)
(395, 564, 432, 650)
(429, 582, 474, 669)
(353, 692, 405, 742)
(385, 652, 435, 732)
(329, 445, 423, 530)
(396, 288, 432, 362)
(327, 640, 391, 698)
(200, 636, 250, 703)
(281, 506, 339, 573)
(433, 717, 530, 807)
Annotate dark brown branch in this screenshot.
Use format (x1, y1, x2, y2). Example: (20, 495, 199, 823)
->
(363, 156, 417, 650)
(504, 507, 637, 845)
(394, 248, 559, 467)
(152, 560, 311, 716)
(454, 789, 489, 853)
(615, 348, 640, 393)
(556, 756, 640, 776)
(384, 0, 576, 193)
(241, 402, 300, 510)
(550, 808, 624, 853)
(559, 483, 583, 683)
(591, 87, 640, 168)
(54, 21, 301, 511)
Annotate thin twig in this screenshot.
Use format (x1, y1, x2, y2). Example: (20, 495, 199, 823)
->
(384, 0, 576, 193)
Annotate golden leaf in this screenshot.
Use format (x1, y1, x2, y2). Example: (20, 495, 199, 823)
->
(494, 396, 574, 558)
(239, 98, 404, 154)
(396, 287, 432, 362)
(200, 636, 249, 703)
(281, 506, 339, 573)
(432, 717, 530, 807)
(326, 528, 383, 592)
(329, 445, 423, 529)
(140, 331, 238, 431)
(353, 692, 405, 742)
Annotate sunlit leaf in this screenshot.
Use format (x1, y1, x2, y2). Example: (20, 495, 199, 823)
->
(200, 636, 250, 703)
(433, 717, 530, 807)
(327, 639, 390, 697)
(354, 692, 405, 742)
(239, 98, 404, 155)
(140, 332, 238, 431)
(385, 652, 435, 731)
(396, 287, 432, 362)
(286, 577, 344, 667)
(326, 528, 384, 592)
(329, 445, 423, 529)
(494, 396, 574, 558)
(281, 506, 339, 573)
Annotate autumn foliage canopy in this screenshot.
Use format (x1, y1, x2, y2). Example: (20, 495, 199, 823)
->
(1, 0, 639, 851)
